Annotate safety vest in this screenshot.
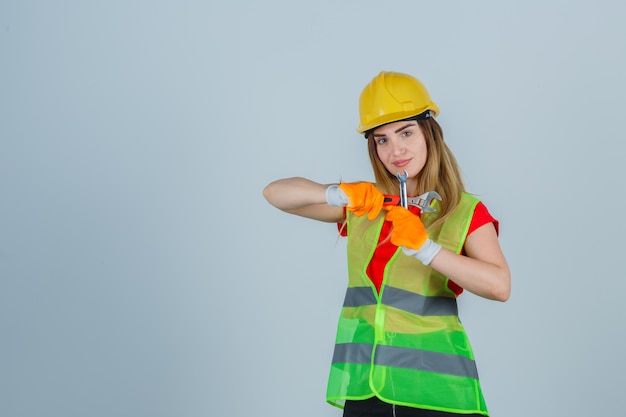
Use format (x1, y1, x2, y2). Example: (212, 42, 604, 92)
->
(326, 192, 489, 416)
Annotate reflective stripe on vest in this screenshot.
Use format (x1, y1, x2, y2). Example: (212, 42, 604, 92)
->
(332, 343, 479, 379)
(344, 286, 459, 316)
(326, 192, 489, 416)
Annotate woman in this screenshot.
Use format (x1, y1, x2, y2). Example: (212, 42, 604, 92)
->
(263, 71, 510, 417)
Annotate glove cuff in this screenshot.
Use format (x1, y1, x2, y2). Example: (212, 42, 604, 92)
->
(401, 239, 442, 265)
(325, 184, 350, 207)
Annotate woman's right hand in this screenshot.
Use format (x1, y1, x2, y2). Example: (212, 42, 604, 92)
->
(337, 182, 385, 220)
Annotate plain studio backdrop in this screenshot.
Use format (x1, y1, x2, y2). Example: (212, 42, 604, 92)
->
(1, 1, 625, 416)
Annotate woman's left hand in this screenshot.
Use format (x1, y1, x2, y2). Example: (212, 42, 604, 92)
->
(384, 206, 429, 250)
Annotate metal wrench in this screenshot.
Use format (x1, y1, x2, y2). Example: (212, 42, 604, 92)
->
(384, 190, 442, 213)
(405, 191, 442, 213)
(384, 170, 442, 213)
(397, 170, 409, 209)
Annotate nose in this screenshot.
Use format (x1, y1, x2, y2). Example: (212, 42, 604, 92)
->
(390, 138, 405, 156)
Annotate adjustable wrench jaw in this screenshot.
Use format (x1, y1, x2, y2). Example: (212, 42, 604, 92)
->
(406, 191, 442, 213)
(384, 191, 441, 212)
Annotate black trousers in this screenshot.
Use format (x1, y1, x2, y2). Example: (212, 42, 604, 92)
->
(343, 397, 484, 417)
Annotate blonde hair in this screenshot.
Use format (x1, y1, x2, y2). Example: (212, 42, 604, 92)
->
(366, 118, 465, 227)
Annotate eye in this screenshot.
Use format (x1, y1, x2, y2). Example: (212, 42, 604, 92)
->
(376, 137, 387, 145)
(401, 130, 412, 138)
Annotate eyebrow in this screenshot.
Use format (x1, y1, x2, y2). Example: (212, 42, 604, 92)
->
(372, 123, 416, 137)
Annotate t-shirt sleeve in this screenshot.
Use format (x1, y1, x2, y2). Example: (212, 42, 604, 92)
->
(337, 207, 348, 236)
(468, 201, 499, 236)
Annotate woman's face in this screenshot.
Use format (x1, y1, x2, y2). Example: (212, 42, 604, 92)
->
(372, 120, 427, 191)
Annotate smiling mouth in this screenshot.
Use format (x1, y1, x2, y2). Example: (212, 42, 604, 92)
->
(393, 159, 410, 167)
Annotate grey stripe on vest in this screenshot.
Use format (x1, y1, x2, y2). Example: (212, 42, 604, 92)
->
(375, 345, 479, 379)
(332, 343, 478, 380)
(381, 286, 458, 316)
(343, 287, 377, 307)
(332, 343, 373, 365)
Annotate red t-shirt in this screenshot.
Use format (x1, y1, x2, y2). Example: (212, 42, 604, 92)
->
(339, 202, 498, 296)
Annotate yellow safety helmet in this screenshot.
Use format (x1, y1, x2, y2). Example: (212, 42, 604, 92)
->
(357, 71, 440, 137)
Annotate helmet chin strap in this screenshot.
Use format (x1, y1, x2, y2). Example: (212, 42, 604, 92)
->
(363, 110, 434, 140)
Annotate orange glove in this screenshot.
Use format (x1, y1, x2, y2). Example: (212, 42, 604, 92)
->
(384, 206, 442, 265)
(384, 206, 429, 250)
(338, 182, 385, 220)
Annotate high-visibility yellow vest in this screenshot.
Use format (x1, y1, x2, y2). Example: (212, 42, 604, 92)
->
(326, 192, 489, 415)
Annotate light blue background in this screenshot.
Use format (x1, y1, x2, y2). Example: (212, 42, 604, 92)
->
(2, 1, 625, 416)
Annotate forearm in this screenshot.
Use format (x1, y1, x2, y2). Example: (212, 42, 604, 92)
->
(429, 249, 511, 302)
(263, 177, 344, 222)
(263, 177, 330, 210)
